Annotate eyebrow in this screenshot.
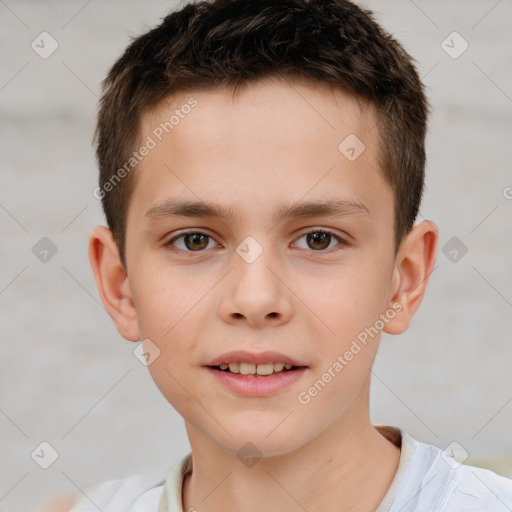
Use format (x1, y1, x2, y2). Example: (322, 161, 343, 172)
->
(145, 198, 370, 225)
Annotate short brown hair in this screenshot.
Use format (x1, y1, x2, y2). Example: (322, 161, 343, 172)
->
(95, 0, 428, 267)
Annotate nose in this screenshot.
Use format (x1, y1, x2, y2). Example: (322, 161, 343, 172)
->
(218, 243, 293, 328)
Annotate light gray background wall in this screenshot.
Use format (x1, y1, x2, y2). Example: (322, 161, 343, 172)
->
(1, 1, 511, 510)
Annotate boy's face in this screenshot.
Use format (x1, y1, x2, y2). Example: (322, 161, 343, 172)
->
(100, 78, 428, 456)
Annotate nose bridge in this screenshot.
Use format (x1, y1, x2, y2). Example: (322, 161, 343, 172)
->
(234, 236, 280, 301)
(221, 235, 292, 325)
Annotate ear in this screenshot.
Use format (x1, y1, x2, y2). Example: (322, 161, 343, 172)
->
(383, 220, 438, 335)
(88, 225, 140, 341)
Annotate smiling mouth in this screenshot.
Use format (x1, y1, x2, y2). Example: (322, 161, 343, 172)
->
(209, 362, 303, 376)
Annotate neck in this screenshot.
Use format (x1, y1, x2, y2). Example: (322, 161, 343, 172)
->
(182, 415, 400, 512)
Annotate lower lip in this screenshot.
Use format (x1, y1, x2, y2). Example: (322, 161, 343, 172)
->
(205, 367, 308, 397)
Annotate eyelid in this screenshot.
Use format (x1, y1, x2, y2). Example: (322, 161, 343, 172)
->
(295, 226, 348, 241)
(292, 227, 348, 251)
(165, 227, 349, 254)
(165, 229, 220, 250)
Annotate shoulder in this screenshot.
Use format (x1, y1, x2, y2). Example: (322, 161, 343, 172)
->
(68, 474, 165, 512)
(66, 452, 192, 512)
(397, 433, 512, 511)
(447, 463, 512, 510)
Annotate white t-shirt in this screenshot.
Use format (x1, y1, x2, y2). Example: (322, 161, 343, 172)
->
(69, 426, 512, 511)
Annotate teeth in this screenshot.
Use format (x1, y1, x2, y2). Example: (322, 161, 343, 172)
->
(218, 362, 296, 375)
(239, 362, 256, 375)
(256, 363, 273, 375)
(228, 362, 239, 374)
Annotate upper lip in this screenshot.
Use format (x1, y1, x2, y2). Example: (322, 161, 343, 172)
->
(205, 350, 307, 367)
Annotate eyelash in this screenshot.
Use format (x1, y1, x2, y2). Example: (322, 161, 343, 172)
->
(164, 229, 347, 255)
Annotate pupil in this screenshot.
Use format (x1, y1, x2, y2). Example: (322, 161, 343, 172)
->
(307, 232, 330, 250)
(183, 232, 331, 251)
(185, 233, 208, 251)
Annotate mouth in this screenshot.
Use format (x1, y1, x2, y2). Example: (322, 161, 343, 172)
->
(206, 361, 308, 397)
(208, 362, 304, 376)
(204, 351, 308, 395)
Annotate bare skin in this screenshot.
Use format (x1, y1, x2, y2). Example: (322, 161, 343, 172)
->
(42, 494, 76, 512)
(89, 76, 437, 511)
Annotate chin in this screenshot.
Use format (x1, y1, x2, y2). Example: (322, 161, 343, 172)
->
(209, 418, 311, 459)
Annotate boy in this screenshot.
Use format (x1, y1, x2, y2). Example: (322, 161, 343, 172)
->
(68, 0, 512, 510)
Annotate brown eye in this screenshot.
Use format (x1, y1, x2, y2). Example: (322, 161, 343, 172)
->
(294, 229, 345, 252)
(166, 231, 215, 252)
(306, 232, 331, 250)
(183, 233, 209, 251)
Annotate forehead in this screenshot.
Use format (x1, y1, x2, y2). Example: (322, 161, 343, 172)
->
(130, 77, 391, 229)
(141, 77, 377, 156)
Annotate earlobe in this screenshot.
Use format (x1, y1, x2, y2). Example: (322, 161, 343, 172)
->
(88, 226, 140, 342)
(383, 220, 438, 335)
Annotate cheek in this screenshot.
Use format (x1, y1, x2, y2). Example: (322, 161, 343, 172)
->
(145, 354, 199, 424)
(131, 268, 208, 363)
(130, 264, 187, 337)
(298, 262, 390, 339)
